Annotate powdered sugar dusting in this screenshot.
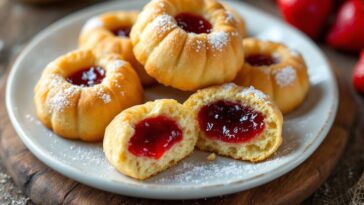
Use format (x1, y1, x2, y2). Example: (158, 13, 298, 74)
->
(193, 39, 205, 52)
(150, 123, 304, 185)
(208, 31, 228, 51)
(66, 144, 110, 169)
(48, 85, 80, 112)
(275, 66, 297, 87)
(94, 86, 112, 104)
(36, 74, 61, 95)
(80, 67, 104, 87)
(239, 86, 268, 101)
(153, 149, 291, 185)
(82, 17, 103, 32)
(48, 74, 63, 88)
(111, 79, 122, 88)
(12, 2, 336, 192)
(25, 114, 35, 122)
(25, 114, 41, 125)
(46, 133, 113, 177)
(109, 60, 125, 71)
(153, 14, 176, 34)
(42, 117, 302, 186)
(102, 93, 111, 103)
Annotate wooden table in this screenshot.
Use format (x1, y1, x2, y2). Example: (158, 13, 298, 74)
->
(0, 0, 362, 204)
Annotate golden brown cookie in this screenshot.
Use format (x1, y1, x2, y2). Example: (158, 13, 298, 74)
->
(104, 99, 198, 180)
(79, 11, 156, 86)
(184, 83, 283, 162)
(34, 49, 143, 141)
(234, 38, 310, 114)
(130, 0, 245, 91)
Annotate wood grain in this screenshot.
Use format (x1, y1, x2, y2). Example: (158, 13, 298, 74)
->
(0, 61, 355, 205)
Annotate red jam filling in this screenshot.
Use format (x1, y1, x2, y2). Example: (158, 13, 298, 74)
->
(175, 13, 212, 34)
(128, 116, 183, 159)
(198, 100, 265, 143)
(111, 26, 131, 37)
(246, 54, 278, 66)
(66, 66, 105, 87)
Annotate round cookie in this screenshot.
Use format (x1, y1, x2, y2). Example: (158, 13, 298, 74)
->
(104, 99, 198, 180)
(79, 11, 156, 86)
(184, 83, 283, 162)
(130, 0, 245, 91)
(234, 38, 310, 114)
(34, 49, 143, 141)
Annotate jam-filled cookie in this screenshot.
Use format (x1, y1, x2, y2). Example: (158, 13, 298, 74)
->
(79, 11, 156, 85)
(34, 49, 143, 141)
(234, 38, 309, 114)
(184, 83, 283, 162)
(130, 0, 245, 91)
(104, 99, 198, 180)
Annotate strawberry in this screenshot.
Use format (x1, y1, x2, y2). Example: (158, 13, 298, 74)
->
(353, 50, 364, 95)
(326, 0, 364, 52)
(277, 0, 333, 39)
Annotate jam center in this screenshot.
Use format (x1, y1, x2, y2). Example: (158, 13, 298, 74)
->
(128, 116, 183, 159)
(198, 100, 265, 143)
(111, 26, 131, 37)
(246, 54, 278, 66)
(66, 66, 105, 87)
(175, 13, 212, 34)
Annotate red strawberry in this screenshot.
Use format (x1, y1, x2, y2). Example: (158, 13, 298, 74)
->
(353, 50, 364, 95)
(277, 0, 333, 39)
(326, 0, 364, 52)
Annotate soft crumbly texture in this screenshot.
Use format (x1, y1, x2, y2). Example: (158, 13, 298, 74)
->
(79, 11, 156, 86)
(183, 83, 283, 162)
(103, 99, 198, 180)
(130, 0, 245, 91)
(234, 38, 310, 114)
(34, 49, 143, 141)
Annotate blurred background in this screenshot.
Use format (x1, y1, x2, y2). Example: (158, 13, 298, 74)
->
(0, 0, 363, 204)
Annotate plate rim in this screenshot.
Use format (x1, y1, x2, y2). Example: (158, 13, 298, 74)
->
(5, 0, 339, 199)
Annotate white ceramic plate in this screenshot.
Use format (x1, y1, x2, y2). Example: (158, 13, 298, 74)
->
(6, 0, 338, 200)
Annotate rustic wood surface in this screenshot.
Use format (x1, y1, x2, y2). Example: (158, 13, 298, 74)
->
(0, 0, 362, 204)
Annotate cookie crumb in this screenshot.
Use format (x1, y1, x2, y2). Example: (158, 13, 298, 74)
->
(207, 153, 216, 161)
